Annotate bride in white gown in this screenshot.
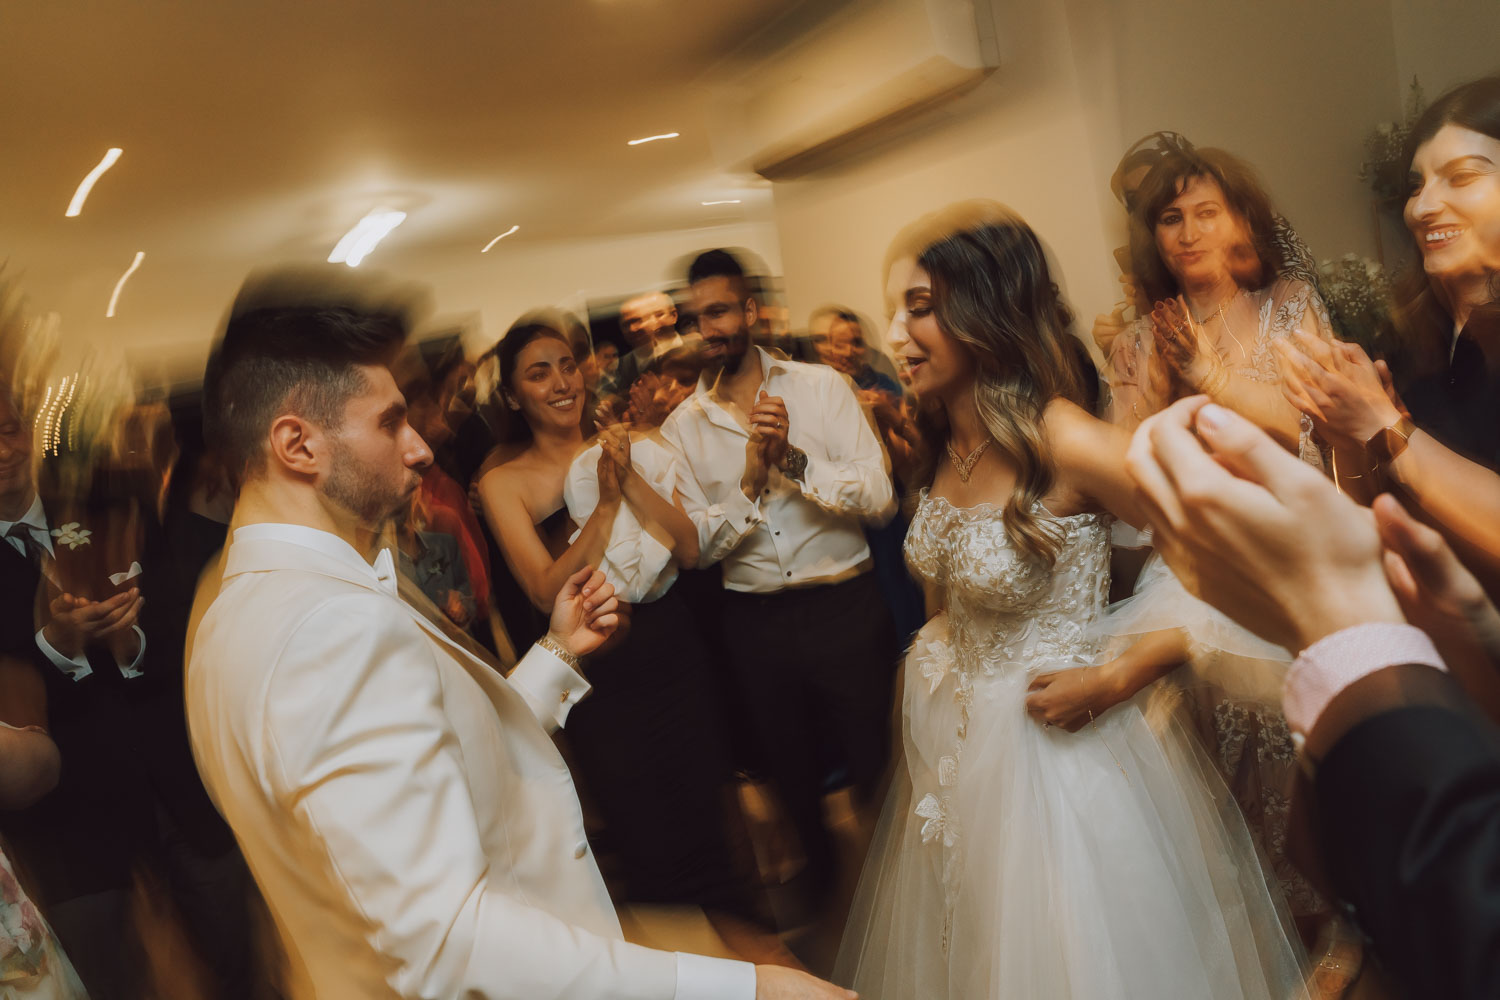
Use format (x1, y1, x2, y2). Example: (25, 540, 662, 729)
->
(833, 201, 1307, 999)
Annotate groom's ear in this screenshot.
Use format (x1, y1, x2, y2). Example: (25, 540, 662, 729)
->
(267, 413, 327, 479)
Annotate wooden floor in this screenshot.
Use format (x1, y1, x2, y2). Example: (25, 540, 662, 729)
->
(618, 783, 871, 979)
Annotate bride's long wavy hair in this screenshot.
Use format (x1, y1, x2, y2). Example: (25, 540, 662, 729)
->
(886, 201, 1084, 567)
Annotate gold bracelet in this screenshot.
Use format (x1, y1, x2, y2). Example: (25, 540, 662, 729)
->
(536, 633, 582, 672)
(1197, 363, 1230, 398)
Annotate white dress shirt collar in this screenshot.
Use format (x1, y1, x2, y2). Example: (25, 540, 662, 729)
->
(229, 522, 399, 596)
(0, 493, 53, 557)
(663, 348, 894, 593)
(695, 345, 785, 399)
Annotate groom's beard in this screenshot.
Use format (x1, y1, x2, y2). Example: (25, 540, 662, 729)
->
(322, 441, 419, 528)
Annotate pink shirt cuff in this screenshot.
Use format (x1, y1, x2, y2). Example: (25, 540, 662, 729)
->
(1283, 623, 1446, 737)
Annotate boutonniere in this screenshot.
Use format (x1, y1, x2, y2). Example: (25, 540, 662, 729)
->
(50, 522, 92, 550)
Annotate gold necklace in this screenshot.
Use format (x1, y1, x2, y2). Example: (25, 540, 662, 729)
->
(946, 437, 991, 483)
(1193, 288, 1250, 363)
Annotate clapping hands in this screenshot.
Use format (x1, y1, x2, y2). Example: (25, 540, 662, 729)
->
(741, 390, 791, 499)
(595, 424, 633, 507)
(1149, 296, 1219, 390)
(1273, 332, 1405, 451)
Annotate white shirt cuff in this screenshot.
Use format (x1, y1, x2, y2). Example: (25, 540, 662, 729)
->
(507, 643, 591, 734)
(673, 952, 756, 1000)
(1283, 622, 1446, 738)
(715, 485, 763, 528)
(35, 624, 147, 680)
(118, 625, 147, 678)
(35, 628, 92, 680)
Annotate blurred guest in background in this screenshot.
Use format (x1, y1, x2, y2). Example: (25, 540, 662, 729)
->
(1109, 145, 1334, 465)
(0, 378, 156, 1000)
(474, 319, 786, 963)
(613, 292, 684, 402)
(805, 307, 925, 646)
(587, 339, 622, 398)
(661, 250, 899, 913)
(807, 307, 903, 399)
(1094, 131, 1323, 360)
(398, 353, 497, 649)
(0, 718, 88, 999)
(622, 346, 700, 431)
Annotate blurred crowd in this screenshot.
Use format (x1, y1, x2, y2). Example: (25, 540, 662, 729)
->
(1, 72, 1499, 1000)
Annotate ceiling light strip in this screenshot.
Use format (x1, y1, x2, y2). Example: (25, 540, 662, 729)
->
(328, 210, 407, 268)
(105, 251, 145, 318)
(481, 225, 520, 252)
(627, 132, 680, 146)
(66, 148, 123, 217)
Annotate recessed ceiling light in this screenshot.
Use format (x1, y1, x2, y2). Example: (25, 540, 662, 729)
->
(481, 225, 520, 252)
(627, 132, 680, 146)
(701, 200, 742, 206)
(66, 148, 123, 218)
(328, 210, 407, 268)
(106, 251, 144, 318)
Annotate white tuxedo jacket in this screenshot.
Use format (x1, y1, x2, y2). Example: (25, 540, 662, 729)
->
(186, 523, 753, 999)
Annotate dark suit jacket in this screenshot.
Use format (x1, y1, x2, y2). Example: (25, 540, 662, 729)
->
(1317, 698, 1500, 999)
(0, 523, 156, 904)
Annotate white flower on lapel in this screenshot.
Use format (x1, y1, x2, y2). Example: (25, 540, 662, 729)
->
(50, 523, 92, 550)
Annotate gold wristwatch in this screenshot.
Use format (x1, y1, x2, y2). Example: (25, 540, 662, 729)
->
(1364, 416, 1416, 467)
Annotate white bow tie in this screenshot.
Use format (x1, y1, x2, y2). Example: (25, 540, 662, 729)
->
(372, 548, 400, 597)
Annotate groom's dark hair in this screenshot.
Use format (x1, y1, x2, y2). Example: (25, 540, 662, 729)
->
(204, 305, 407, 490)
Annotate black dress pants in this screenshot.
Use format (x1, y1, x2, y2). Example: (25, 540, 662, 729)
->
(564, 586, 749, 914)
(720, 572, 899, 898)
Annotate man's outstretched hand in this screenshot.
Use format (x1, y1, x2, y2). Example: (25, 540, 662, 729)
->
(1125, 396, 1404, 653)
(547, 566, 620, 659)
(755, 966, 857, 1000)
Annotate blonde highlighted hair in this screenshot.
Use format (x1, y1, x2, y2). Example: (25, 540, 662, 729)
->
(885, 200, 1084, 566)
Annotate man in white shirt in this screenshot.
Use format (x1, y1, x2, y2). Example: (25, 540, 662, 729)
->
(187, 302, 852, 1000)
(660, 250, 899, 908)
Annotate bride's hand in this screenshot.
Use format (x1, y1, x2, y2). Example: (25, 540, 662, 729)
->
(1024, 664, 1126, 733)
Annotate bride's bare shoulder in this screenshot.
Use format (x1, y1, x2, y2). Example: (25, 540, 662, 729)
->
(1040, 397, 1109, 451)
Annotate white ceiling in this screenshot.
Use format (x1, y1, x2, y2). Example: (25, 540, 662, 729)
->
(1, 0, 815, 356)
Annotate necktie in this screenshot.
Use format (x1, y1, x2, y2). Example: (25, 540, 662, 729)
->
(6, 522, 52, 576)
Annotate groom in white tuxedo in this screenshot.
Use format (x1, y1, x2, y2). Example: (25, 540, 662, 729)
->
(186, 303, 852, 1000)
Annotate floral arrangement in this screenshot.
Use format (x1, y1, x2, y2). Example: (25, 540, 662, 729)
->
(1359, 77, 1426, 212)
(1319, 254, 1392, 351)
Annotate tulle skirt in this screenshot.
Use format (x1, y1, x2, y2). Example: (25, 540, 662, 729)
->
(834, 616, 1307, 999)
(1108, 552, 1332, 928)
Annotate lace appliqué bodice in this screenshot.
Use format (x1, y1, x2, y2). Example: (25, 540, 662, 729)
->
(906, 492, 1111, 669)
(903, 491, 1111, 951)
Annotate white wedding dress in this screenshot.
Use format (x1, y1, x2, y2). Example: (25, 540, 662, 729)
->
(834, 491, 1307, 999)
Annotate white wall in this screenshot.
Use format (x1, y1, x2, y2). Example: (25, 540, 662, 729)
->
(1103, 0, 1401, 266)
(1388, 0, 1500, 104)
(768, 0, 1122, 344)
(766, 0, 1430, 341)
